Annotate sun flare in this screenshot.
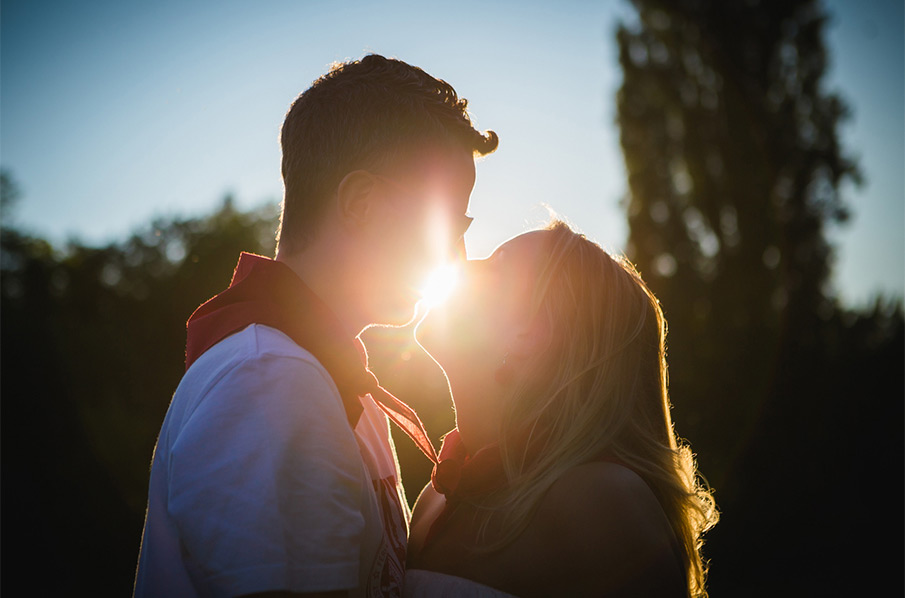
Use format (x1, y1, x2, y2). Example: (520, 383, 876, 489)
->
(419, 263, 460, 307)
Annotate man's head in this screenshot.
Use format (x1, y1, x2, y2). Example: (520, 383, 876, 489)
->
(277, 54, 497, 326)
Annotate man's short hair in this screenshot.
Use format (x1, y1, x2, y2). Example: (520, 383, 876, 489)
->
(277, 54, 498, 253)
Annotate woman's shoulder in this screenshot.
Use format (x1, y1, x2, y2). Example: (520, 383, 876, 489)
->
(527, 461, 685, 596)
(541, 461, 658, 520)
(404, 569, 518, 598)
(536, 461, 665, 549)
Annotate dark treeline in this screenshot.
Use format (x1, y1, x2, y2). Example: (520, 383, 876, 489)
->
(1, 1, 902, 595)
(617, 0, 903, 594)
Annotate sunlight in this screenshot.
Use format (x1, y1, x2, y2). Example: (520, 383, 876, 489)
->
(419, 263, 460, 307)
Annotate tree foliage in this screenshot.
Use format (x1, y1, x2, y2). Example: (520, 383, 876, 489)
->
(616, 0, 903, 594)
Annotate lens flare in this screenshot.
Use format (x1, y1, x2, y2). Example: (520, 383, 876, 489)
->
(419, 263, 460, 307)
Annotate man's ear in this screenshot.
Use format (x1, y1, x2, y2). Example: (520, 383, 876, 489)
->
(336, 170, 377, 229)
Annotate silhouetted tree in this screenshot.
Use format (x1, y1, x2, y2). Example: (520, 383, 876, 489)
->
(615, 0, 903, 594)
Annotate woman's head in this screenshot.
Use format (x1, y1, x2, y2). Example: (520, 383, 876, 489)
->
(417, 220, 670, 458)
(417, 219, 717, 596)
(416, 228, 550, 451)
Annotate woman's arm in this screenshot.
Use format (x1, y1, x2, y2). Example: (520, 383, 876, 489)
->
(407, 482, 447, 566)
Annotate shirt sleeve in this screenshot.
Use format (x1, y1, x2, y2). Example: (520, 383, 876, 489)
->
(167, 351, 366, 597)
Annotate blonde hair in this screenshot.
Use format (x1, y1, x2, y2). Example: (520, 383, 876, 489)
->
(477, 220, 719, 597)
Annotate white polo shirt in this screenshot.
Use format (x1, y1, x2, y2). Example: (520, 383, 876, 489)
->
(134, 324, 408, 597)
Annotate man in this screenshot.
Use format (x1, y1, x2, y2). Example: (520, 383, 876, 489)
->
(134, 54, 497, 598)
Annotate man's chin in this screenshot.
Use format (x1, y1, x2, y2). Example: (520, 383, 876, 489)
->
(413, 323, 440, 368)
(413, 312, 444, 358)
(370, 301, 421, 329)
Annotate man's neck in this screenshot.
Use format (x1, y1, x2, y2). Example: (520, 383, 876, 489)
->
(276, 243, 369, 338)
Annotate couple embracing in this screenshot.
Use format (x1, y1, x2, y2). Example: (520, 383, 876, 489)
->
(134, 54, 717, 598)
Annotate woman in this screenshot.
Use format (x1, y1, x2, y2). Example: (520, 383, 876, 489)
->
(405, 221, 718, 597)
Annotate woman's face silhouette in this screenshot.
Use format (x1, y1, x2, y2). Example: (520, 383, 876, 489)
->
(416, 230, 550, 451)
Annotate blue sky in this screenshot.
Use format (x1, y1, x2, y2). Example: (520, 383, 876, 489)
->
(1, 0, 902, 306)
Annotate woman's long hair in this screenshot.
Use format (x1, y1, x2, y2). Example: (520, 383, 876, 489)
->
(481, 220, 718, 597)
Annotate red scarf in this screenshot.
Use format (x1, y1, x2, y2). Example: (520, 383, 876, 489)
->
(430, 429, 506, 498)
(185, 252, 438, 463)
(425, 429, 510, 547)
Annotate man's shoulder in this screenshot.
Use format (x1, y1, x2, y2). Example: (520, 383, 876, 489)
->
(187, 323, 332, 386)
(173, 324, 343, 423)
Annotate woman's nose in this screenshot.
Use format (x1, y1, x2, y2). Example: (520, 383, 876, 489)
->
(450, 236, 467, 263)
(459, 257, 490, 285)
